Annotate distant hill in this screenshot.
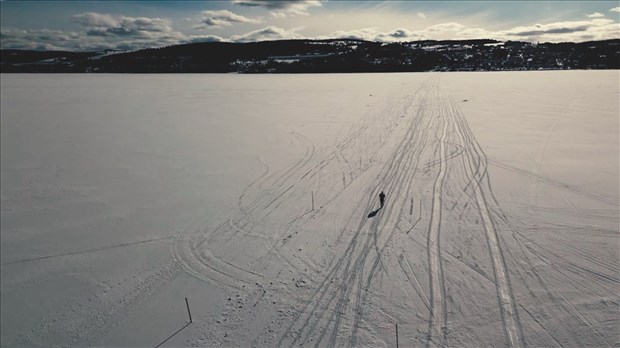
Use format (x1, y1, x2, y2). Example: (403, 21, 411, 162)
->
(2, 38, 619, 73)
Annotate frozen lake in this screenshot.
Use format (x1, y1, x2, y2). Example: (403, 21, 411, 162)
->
(1, 71, 618, 347)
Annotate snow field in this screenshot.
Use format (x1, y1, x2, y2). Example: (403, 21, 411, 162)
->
(1, 71, 618, 347)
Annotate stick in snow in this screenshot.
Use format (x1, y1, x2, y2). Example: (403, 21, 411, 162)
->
(185, 297, 192, 323)
(396, 323, 399, 348)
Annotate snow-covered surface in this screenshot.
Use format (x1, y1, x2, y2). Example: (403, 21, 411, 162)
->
(1, 71, 618, 347)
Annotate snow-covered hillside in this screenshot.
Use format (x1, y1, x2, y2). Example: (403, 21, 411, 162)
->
(1, 72, 618, 347)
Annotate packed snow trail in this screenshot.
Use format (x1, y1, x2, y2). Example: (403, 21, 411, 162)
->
(446, 94, 523, 347)
(426, 85, 449, 347)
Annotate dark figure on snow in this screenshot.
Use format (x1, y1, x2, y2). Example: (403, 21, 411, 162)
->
(379, 191, 386, 208)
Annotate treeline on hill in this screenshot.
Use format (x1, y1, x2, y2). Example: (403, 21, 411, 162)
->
(1, 38, 619, 73)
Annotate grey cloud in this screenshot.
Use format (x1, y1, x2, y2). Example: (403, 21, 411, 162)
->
(106, 27, 137, 36)
(196, 10, 260, 28)
(85, 29, 111, 37)
(72, 12, 117, 28)
(233, 0, 317, 9)
(68, 12, 187, 49)
(505, 21, 600, 37)
(203, 18, 221, 26)
(389, 29, 411, 38)
(509, 26, 590, 37)
(74, 12, 174, 37)
(233, 0, 321, 16)
(325, 28, 380, 41)
(2, 12, 187, 51)
(1, 27, 112, 51)
(188, 35, 225, 43)
(122, 18, 171, 34)
(230, 25, 302, 42)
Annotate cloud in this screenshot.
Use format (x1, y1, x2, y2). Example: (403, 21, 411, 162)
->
(233, 0, 322, 17)
(2, 12, 191, 51)
(587, 12, 605, 19)
(73, 12, 117, 28)
(196, 10, 260, 28)
(610, 7, 620, 12)
(424, 22, 466, 34)
(1, 27, 112, 51)
(456, 18, 619, 43)
(321, 17, 619, 44)
(187, 34, 225, 43)
(502, 19, 614, 39)
(387, 29, 412, 38)
(377, 29, 425, 42)
(454, 27, 494, 39)
(230, 25, 303, 42)
(2, 10, 619, 52)
(417, 12, 426, 19)
(325, 22, 477, 42)
(73, 12, 177, 39)
(324, 27, 381, 41)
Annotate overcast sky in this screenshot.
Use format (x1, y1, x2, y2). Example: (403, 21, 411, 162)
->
(1, 0, 619, 51)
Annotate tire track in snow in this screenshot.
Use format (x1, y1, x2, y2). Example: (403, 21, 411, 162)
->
(238, 156, 269, 215)
(426, 84, 449, 347)
(398, 254, 431, 311)
(447, 96, 524, 347)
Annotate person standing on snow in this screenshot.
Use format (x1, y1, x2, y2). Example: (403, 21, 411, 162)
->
(379, 191, 386, 208)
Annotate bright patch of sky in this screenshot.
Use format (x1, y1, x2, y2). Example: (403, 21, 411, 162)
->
(1, 1, 619, 51)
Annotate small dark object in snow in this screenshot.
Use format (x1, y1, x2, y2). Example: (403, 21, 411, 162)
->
(462, 99, 468, 102)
